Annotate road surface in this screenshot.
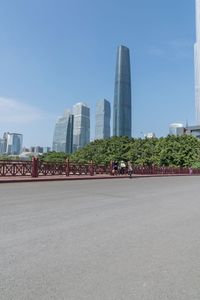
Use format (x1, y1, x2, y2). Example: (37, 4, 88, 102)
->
(1, 177, 200, 299)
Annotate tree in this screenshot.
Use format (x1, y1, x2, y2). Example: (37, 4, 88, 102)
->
(40, 152, 70, 162)
(37, 135, 200, 168)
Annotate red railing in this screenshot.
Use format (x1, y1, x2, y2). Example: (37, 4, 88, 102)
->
(0, 158, 200, 177)
(0, 160, 32, 176)
(132, 166, 197, 175)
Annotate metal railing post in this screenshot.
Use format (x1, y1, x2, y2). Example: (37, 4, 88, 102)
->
(31, 157, 39, 178)
(90, 161, 94, 176)
(66, 159, 70, 176)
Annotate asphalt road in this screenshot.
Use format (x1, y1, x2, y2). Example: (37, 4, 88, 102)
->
(1, 177, 200, 300)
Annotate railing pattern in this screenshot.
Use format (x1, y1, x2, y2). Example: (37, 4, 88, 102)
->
(0, 159, 200, 177)
(38, 162, 67, 176)
(0, 161, 32, 176)
(132, 166, 196, 175)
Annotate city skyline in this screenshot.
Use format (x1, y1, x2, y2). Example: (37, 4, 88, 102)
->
(0, 0, 196, 147)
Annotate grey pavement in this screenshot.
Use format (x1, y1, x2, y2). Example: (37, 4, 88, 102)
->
(1, 177, 200, 300)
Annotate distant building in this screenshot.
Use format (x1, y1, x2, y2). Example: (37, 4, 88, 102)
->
(43, 147, 51, 153)
(185, 125, 200, 138)
(30, 146, 35, 153)
(113, 45, 132, 137)
(95, 99, 111, 139)
(169, 123, 185, 136)
(52, 110, 74, 153)
(3, 132, 23, 155)
(73, 102, 90, 151)
(168, 123, 200, 139)
(22, 147, 30, 153)
(19, 146, 51, 160)
(144, 132, 156, 139)
(0, 138, 6, 154)
(30, 146, 44, 154)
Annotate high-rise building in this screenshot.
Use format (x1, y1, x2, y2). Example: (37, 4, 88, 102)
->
(113, 45, 132, 137)
(43, 147, 51, 153)
(73, 102, 90, 151)
(52, 110, 74, 153)
(4, 132, 23, 155)
(29, 146, 44, 154)
(95, 99, 111, 139)
(195, 0, 200, 124)
(0, 137, 6, 154)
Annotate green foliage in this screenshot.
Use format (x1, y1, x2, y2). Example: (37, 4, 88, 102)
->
(0, 155, 12, 160)
(40, 151, 70, 162)
(38, 135, 200, 167)
(71, 135, 200, 167)
(71, 136, 133, 164)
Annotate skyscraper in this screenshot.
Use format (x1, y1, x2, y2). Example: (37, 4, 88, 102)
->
(73, 102, 90, 151)
(52, 110, 74, 153)
(0, 137, 6, 154)
(195, 0, 200, 124)
(113, 45, 132, 137)
(95, 99, 111, 139)
(3, 132, 23, 155)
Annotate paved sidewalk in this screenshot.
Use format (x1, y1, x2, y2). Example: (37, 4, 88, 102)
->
(0, 173, 196, 183)
(0, 174, 129, 183)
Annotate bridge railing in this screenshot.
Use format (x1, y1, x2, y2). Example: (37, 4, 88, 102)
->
(0, 158, 200, 177)
(132, 166, 193, 175)
(0, 160, 32, 176)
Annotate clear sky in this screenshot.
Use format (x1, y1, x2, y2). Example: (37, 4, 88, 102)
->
(0, 0, 196, 147)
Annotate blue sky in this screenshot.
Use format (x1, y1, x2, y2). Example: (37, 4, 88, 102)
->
(0, 0, 196, 147)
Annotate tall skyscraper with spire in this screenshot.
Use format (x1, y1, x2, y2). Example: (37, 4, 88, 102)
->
(194, 0, 200, 124)
(113, 45, 132, 137)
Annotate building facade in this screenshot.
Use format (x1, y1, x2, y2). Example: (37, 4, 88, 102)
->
(3, 132, 23, 155)
(113, 45, 132, 137)
(73, 102, 90, 151)
(52, 110, 74, 153)
(195, 0, 200, 124)
(30, 146, 44, 154)
(169, 123, 185, 136)
(0, 138, 6, 154)
(95, 99, 111, 139)
(185, 125, 200, 138)
(43, 147, 51, 153)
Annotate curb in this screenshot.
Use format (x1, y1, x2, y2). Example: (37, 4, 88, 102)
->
(0, 173, 197, 184)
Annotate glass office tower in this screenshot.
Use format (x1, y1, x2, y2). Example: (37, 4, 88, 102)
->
(195, 0, 200, 124)
(113, 45, 132, 137)
(52, 110, 74, 153)
(0, 137, 6, 154)
(95, 99, 111, 139)
(4, 132, 23, 155)
(73, 102, 90, 151)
